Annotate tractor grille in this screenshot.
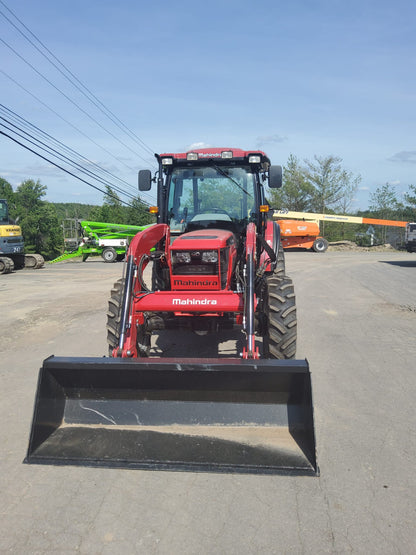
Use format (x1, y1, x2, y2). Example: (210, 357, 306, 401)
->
(171, 249, 229, 289)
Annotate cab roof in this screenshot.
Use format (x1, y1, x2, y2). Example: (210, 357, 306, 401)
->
(158, 147, 271, 167)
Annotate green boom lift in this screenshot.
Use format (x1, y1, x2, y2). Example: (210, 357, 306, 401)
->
(50, 219, 154, 264)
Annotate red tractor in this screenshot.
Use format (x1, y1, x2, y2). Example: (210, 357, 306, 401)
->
(26, 148, 317, 476)
(107, 147, 296, 360)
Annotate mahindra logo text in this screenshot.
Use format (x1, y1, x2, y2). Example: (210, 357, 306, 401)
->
(173, 279, 217, 286)
(172, 298, 218, 306)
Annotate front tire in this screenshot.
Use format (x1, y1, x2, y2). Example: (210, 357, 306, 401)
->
(106, 278, 150, 356)
(261, 275, 297, 359)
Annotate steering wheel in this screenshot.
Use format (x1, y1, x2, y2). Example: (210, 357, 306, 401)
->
(200, 208, 231, 216)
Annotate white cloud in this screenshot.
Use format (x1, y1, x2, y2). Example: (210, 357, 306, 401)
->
(256, 134, 287, 148)
(187, 142, 212, 151)
(389, 151, 416, 164)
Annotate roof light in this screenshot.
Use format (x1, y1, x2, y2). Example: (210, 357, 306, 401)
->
(248, 155, 261, 164)
(161, 157, 173, 165)
(149, 206, 159, 214)
(221, 151, 233, 159)
(187, 152, 199, 161)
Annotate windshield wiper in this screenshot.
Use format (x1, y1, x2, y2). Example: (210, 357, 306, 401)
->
(210, 162, 253, 197)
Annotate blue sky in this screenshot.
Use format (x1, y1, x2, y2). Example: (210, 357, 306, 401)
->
(1, 0, 415, 209)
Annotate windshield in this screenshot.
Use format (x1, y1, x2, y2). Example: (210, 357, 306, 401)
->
(0, 200, 9, 224)
(167, 166, 257, 232)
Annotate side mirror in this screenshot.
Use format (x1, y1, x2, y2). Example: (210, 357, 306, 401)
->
(138, 169, 152, 191)
(269, 165, 282, 189)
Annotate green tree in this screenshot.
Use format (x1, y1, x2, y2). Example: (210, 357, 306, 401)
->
(369, 183, 399, 215)
(268, 154, 315, 211)
(369, 183, 400, 243)
(89, 187, 154, 226)
(0, 177, 14, 205)
(14, 179, 62, 259)
(403, 184, 416, 221)
(125, 197, 155, 225)
(305, 156, 356, 212)
(305, 155, 361, 234)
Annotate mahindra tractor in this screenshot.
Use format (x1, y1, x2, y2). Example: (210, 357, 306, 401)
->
(25, 148, 318, 476)
(108, 147, 295, 360)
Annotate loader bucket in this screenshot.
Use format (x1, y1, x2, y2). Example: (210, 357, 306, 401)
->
(25, 356, 318, 475)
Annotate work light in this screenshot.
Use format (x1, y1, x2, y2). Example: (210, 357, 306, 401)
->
(248, 155, 261, 164)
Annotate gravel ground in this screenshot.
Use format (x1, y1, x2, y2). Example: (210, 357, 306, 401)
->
(0, 251, 415, 553)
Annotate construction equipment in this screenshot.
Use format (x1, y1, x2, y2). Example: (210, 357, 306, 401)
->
(26, 148, 318, 475)
(274, 209, 408, 252)
(0, 198, 44, 274)
(277, 219, 328, 252)
(50, 219, 153, 263)
(404, 223, 416, 252)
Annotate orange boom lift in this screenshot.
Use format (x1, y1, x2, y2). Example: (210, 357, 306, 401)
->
(273, 210, 408, 253)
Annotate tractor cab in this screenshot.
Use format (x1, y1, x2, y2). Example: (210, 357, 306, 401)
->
(139, 148, 282, 239)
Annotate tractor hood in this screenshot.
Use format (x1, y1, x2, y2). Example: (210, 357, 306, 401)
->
(171, 229, 236, 250)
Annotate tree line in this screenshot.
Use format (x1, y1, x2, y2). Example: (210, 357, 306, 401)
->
(1, 155, 415, 259)
(0, 177, 154, 260)
(268, 154, 416, 244)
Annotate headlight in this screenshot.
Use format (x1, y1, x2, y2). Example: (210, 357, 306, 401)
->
(186, 152, 198, 161)
(162, 157, 173, 165)
(249, 155, 261, 164)
(201, 250, 218, 263)
(172, 251, 191, 264)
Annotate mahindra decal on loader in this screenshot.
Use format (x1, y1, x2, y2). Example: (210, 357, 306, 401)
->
(25, 148, 318, 475)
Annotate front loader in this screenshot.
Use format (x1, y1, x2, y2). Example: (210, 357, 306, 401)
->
(26, 148, 318, 475)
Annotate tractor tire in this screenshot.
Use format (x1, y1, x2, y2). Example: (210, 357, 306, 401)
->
(24, 253, 45, 269)
(106, 278, 151, 357)
(312, 238, 328, 253)
(273, 243, 285, 278)
(261, 275, 297, 359)
(0, 257, 14, 274)
(102, 247, 117, 263)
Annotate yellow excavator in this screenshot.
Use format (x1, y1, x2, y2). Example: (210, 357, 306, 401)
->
(0, 198, 44, 274)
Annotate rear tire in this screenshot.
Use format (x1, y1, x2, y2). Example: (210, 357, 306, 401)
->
(102, 247, 117, 263)
(312, 238, 328, 253)
(106, 278, 150, 356)
(261, 275, 297, 359)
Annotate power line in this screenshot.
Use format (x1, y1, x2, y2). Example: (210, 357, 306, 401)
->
(0, 129, 134, 205)
(0, 117, 139, 202)
(0, 106, 156, 206)
(1, 68, 141, 173)
(0, 101, 148, 199)
(0, 36, 155, 167)
(0, 0, 155, 159)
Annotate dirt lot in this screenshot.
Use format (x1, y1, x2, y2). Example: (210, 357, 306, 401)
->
(0, 251, 415, 553)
